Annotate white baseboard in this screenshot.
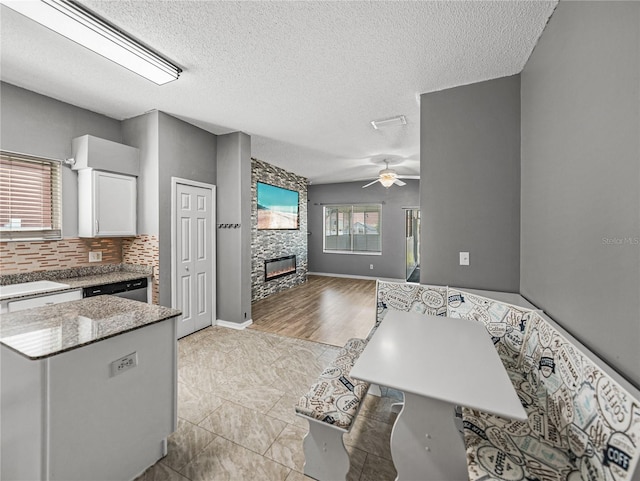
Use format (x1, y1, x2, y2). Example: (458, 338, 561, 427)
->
(216, 318, 253, 330)
(308, 272, 404, 282)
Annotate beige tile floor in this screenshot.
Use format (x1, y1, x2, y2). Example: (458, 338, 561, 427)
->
(136, 326, 399, 481)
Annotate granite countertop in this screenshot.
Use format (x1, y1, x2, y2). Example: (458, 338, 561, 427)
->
(0, 296, 180, 360)
(0, 264, 152, 302)
(62, 271, 149, 290)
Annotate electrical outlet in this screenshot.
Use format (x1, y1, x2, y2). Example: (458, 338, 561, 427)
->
(110, 352, 137, 377)
(89, 251, 102, 262)
(370, 264, 374, 270)
(459, 252, 470, 266)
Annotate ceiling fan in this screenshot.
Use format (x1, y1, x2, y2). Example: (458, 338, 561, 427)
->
(362, 161, 409, 189)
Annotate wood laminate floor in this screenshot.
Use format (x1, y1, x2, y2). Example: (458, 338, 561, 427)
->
(250, 275, 377, 347)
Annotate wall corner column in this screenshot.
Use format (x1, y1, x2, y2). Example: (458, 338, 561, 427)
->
(216, 132, 252, 325)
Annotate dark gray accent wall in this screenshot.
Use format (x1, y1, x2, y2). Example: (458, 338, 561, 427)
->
(308, 180, 419, 279)
(0, 82, 122, 237)
(420, 76, 521, 291)
(521, 2, 640, 387)
(216, 132, 252, 324)
(251, 159, 308, 301)
(157, 112, 217, 307)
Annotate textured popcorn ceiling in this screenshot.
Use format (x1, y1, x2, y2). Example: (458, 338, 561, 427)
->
(0, 1, 556, 184)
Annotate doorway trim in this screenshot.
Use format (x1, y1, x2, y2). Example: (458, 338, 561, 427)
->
(170, 177, 217, 326)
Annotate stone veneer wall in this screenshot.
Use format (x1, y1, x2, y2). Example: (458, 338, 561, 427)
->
(0, 238, 123, 274)
(122, 235, 160, 305)
(251, 158, 308, 301)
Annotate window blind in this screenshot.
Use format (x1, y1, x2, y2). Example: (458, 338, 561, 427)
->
(0, 151, 62, 240)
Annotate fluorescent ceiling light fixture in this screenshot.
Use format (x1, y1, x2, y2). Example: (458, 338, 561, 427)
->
(1, 0, 181, 85)
(370, 115, 407, 130)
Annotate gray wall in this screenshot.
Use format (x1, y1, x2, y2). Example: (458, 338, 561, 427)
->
(157, 112, 217, 307)
(521, 2, 640, 387)
(216, 132, 252, 324)
(420, 75, 521, 291)
(308, 180, 419, 279)
(122, 111, 160, 236)
(0, 82, 122, 237)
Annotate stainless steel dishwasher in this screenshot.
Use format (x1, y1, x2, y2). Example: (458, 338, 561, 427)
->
(82, 278, 148, 303)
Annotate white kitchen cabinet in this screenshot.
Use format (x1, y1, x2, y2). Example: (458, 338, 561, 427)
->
(78, 169, 137, 237)
(8, 290, 82, 312)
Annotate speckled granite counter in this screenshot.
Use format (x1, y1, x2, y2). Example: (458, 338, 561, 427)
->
(0, 296, 180, 360)
(0, 264, 152, 301)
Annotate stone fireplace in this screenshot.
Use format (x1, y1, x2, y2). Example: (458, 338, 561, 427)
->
(251, 158, 307, 301)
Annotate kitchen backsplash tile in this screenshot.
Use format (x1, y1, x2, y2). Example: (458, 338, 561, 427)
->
(122, 235, 159, 304)
(0, 238, 123, 274)
(1, 236, 159, 305)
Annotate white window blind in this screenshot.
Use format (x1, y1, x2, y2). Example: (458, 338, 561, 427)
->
(323, 204, 382, 254)
(0, 151, 62, 241)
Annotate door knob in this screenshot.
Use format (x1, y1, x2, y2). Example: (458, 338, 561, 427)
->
(185, 266, 189, 271)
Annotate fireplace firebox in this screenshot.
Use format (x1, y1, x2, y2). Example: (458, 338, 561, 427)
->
(264, 255, 296, 281)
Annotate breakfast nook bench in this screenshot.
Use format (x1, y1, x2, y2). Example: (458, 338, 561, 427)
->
(375, 281, 640, 480)
(443, 287, 640, 481)
(295, 337, 370, 481)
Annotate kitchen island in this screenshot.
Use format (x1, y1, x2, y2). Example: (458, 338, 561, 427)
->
(0, 296, 180, 481)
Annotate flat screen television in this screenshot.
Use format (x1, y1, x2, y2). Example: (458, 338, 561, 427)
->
(257, 182, 299, 230)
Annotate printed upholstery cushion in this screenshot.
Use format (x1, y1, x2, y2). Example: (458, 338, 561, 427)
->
(448, 288, 534, 370)
(463, 312, 640, 481)
(295, 338, 370, 431)
(331, 337, 368, 370)
(374, 280, 448, 335)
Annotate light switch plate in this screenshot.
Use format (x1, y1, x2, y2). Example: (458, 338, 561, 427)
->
(459, 252, 470, 266)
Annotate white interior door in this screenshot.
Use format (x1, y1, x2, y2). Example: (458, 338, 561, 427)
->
(175, 182, 215, 338)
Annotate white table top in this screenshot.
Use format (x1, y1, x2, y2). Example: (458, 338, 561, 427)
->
(351, 310, 527, 421)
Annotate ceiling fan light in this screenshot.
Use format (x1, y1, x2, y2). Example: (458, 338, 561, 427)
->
(379, 176, 395, 188)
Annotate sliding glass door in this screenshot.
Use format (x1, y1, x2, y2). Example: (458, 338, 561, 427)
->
(405, 209, 420, 282)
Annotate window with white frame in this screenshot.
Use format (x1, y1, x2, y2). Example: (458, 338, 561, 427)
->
(323, 204, 382, 254)
(0, 151, 62, 241)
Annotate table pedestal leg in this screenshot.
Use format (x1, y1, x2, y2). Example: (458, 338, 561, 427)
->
(391, 393, 468, 481)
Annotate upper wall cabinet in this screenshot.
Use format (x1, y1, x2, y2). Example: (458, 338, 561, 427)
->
(72, 135, 140, 176)
(78, 169, 137, 237)
(73, 135, 139, 238)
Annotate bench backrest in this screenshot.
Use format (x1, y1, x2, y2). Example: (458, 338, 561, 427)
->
(375, 280, 448, 329)
(447, 288, 535, 369)
(518, 312, 640, 481)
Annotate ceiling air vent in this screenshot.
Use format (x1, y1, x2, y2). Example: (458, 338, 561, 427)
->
(370, 115, 407, 130)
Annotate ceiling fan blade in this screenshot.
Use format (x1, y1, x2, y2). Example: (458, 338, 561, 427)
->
(362, 179, 380, 188)
(397, 175, 420, 180)
(393, 179, 407, 186)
